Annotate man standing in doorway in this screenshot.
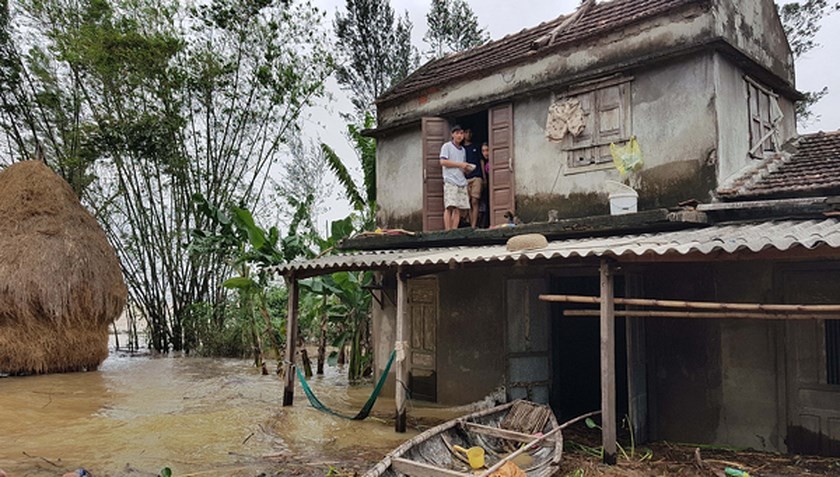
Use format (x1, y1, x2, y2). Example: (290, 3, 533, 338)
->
(439, 125, 471, 230)
(463, 128, 483, 228)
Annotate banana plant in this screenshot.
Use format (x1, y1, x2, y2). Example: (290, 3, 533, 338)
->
(190, 193, 286, 371)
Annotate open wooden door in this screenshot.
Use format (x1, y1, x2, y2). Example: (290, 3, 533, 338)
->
(422, 117, 448, 231)
(489, 104, 515, 226)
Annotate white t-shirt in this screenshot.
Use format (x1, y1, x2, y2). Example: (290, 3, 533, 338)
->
(440, 141, 467, 187)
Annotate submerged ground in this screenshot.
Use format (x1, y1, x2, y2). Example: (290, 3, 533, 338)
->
(0, 353, 435, 476)
(2, 353, 839, 477)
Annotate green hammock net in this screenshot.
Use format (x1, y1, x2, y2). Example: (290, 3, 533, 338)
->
(295, 349, 396, 420)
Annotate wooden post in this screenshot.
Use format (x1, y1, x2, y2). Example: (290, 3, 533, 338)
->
(283, 274, 299, 407)
(600, 259, 617, 465)
(395, 267, 408, 432)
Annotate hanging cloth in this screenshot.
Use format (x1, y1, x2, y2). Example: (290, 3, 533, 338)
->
(295, 349, 397, 420)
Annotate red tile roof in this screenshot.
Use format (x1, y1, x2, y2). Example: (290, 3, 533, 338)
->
(377, 0, 705, 105)
(717, 131, 840, 200)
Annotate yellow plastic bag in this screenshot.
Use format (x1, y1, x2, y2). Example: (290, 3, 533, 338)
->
(610, 136, 643, 174)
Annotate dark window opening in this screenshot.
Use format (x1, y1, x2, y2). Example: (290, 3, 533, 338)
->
(828, 319, 840, 385)
(453, 110, 490, 229)
(549, 275, 628, 421)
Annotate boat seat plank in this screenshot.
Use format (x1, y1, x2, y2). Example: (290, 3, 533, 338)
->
(391, 457, 472, 477)
(460, 421, 559, 444)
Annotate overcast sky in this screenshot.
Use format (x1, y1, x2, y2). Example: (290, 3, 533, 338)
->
(304, 0, 840, 225)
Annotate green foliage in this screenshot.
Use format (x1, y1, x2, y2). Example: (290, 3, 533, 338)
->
(575, 416, 652, 462)
(0, 0, 332, 352)
(349, 112, 377, 204)
(191, 195, 288, 367)
(778, 0, 838, 58)
(321, 142, 366, 211)
(159, 467, 172, 477)
(334, 0, 419, 117)
(777, 0, 839, 125)
(300, 270, 373, 381)
(424, 0, 489, 59)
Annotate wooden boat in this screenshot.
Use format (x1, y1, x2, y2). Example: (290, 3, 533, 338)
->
(364, 400, 592, 477)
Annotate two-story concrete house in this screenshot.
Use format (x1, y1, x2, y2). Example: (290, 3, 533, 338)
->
(276, 0, 840, 458)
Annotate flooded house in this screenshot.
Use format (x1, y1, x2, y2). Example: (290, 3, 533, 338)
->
(276, 0, 840, 459)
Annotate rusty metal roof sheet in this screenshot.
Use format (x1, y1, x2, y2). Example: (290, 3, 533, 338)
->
(717, 130, 840, 200)
(377, 0, 704, 105)
(272, 219, 840, 276)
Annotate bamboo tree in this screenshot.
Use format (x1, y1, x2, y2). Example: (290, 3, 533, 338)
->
(0, 0, 333, 352)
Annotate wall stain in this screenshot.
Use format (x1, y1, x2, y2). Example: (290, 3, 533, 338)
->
(787, 425, 840, 457)
(377, 210, 423, 232)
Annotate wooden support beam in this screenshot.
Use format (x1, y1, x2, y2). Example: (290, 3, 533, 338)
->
(599, 260, 617, 465)
(395, 267, 409, 433)
(283, 275, 299, 407)
(540, 294, 840, 313)
(562, 310, 836, 320)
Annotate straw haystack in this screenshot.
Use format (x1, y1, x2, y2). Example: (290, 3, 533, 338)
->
(0, 161, 127, 374)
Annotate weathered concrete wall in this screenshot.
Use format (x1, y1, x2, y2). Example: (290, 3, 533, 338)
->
(371, 271, 398, 398)
(642, 261, 784, 451)
(376, 127, 423, 230)
(714, 53, 798, 184)
(371, 268, 508, 405)
(436, 268, 506, 405)
(712, 0, 794, 87)
(713, 262, 784, 451)
(643, 264, 724, 443)
(514, 54, 719, 222)
(378, 3, 714, 128)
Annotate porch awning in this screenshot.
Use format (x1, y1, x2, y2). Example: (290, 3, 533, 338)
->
(271, 219, 840, 276)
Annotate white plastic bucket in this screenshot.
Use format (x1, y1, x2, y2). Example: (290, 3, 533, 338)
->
(609, 192, 638, 215)
(605, 180, 638, 215)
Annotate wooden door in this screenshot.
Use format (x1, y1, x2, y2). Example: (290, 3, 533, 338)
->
(422, 117, 448, 232)
(489, 104, 515, 226)
(506, 278, 550, 403)
(783, 268, 840, 456)
(409, 277, 438, 401)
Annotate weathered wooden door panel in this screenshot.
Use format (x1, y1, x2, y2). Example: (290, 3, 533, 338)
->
(489, 104, 515, 227)
(506, 278, 550, 403)
(783, 268, 840, 456)
(422, 118, 449, 232)
(409, 277, 438, 401)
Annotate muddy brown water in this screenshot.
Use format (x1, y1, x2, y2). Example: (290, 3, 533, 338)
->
(0, 354, 463, 477)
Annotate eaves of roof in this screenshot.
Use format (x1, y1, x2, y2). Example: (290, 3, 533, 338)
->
(271, 219, 840, 277)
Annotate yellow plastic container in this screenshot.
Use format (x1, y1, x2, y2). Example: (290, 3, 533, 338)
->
(453, 445, 485, 469)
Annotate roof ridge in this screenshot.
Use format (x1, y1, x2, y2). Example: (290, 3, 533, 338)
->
(376, 0, 704, 105)
(800, 129, 840, 139)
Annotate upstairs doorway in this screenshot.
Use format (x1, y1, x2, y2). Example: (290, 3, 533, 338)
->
(421, 104, 515, 231)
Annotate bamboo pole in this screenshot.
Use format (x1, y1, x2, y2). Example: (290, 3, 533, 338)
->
(599, 260, 617, 465)
(395, 267, 408, 433)
(540, 294, 840, 313)
(283, 274, 299, 407)
(562, 310, 837, 320)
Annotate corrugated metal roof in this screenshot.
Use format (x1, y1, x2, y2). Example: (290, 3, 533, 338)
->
(272, 219, 840, 275)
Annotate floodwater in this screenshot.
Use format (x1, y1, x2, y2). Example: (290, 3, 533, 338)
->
(0, 354, 461, 477)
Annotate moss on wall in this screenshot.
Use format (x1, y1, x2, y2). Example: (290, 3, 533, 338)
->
(515, 158, 716, 223)
(376, 210, 424, 232)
